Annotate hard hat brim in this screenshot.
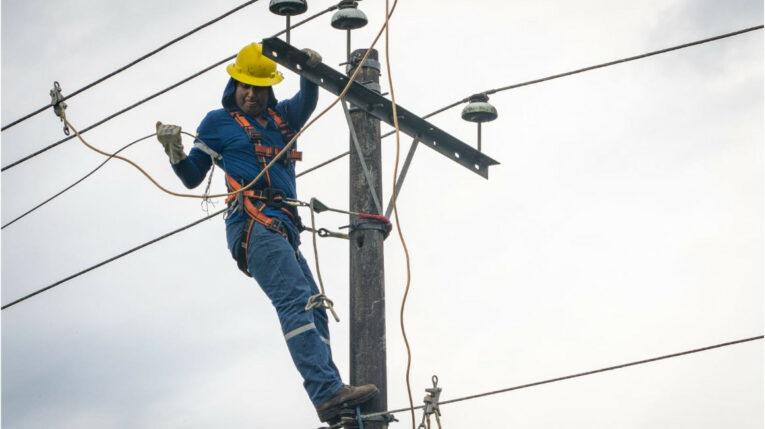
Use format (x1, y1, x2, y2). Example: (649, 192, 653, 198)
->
(226, 64, 284, 87)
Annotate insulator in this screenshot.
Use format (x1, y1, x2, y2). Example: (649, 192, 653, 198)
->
(461, 93, 498, 123)
(331, 1, 368, 30)
(269, 0, 307, 16)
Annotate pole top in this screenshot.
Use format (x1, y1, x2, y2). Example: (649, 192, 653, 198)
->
(350, 48, 379, 62)
(347, 49, 381, 75)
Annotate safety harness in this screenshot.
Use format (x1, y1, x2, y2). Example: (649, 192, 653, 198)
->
(225, 108, 303, 277)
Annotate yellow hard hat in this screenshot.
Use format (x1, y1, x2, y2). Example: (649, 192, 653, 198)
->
(226, 43, 284, 87)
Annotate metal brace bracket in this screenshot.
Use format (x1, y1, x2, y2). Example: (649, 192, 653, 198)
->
(385, 137, 419, 219)
(342, 100, 383, 214)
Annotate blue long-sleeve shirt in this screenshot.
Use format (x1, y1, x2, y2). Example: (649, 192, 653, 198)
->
(172, 76, 318, 243)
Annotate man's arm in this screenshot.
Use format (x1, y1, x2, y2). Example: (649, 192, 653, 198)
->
(156, 121, 214, 189)
(278, 49, 323, 130)
(279, 76, 319, 131)
(172, 149, 213, 189)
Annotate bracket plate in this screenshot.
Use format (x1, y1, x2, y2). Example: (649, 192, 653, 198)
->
(262, 37, 500, 179)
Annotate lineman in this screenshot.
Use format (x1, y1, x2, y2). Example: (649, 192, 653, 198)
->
(156, 42, 377, 422)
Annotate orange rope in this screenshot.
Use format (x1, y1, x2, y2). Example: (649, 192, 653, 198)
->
(62, 5, 404, 202)
(381, 0, 415, 427)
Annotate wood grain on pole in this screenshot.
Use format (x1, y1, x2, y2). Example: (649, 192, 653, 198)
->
(348, 48, 388, 429)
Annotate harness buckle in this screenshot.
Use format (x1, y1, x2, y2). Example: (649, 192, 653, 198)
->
(263, 187, 287, 208)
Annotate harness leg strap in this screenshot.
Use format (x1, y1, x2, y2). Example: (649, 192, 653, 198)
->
(236, 219, 256, 277)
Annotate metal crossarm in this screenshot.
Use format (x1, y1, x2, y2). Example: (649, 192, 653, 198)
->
(262, 37, 500, 178)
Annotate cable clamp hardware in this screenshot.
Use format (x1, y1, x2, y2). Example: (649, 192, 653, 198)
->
(321, 408, 397, 429)
(348, 213, 392, 239)
(417, 375, 443, 429)
(303, 226, 349, 240)
(49, 81, 69, 135)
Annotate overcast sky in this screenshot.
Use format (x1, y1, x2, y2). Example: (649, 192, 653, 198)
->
(1, 0, 763, 428)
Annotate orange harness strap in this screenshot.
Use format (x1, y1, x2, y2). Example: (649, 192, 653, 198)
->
(225, 175, 279, 229)
(269, 108, 296, 142)
(226, 175, 292, 277)
(228, 110, 302, 163)
(253, 144, 302, 161)
(225, 108, 301, 277)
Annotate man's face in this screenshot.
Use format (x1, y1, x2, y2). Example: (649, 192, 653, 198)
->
(235, 82, 270, 117)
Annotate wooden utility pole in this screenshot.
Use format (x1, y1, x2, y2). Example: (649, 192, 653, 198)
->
(347, 48, 387, 429)
(263, 36, 498, 428)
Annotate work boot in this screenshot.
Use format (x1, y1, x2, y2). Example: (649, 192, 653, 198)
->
(316, 384, 379, 422)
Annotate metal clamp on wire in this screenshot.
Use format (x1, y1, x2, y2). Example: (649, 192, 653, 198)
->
(417, 375, 443, 429)
(306, 293, 340, 322)
(49, 81, 69, 135)
(306, 197, 390, 238)
(319, 228, 350, 240)
(348, 213, 392, 239)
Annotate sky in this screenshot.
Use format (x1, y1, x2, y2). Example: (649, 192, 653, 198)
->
(1, 0, 763, 428)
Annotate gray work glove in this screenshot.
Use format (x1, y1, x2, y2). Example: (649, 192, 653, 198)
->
(301, 48, 322, 67)
(155, 121, 186, 165)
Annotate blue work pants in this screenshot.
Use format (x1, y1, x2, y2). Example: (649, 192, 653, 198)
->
(227, 221, 344, 406)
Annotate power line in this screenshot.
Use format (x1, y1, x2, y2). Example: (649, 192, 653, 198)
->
(482, 25, 763, 97)
(352, 335, 764, 423)
(1, 134, 154, 230)
(296, 150, 350, 178)
(1, 59, 228, 173)
(4, 24, 762, 308)
(0, 4, 337, 173)
(2, 0, 398, 311)
(1, 0, 261, 132)
(2, 23, 763, 222)
(6, 118, 320, 229)
(298, 24, 764, 178)
(0, 208, 226, 310)
(5, 67, 459, 227)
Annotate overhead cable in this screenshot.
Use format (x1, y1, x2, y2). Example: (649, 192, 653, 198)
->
(5, 23, 760, 308)
(480, 24, 764, 98)
(1, 59, 231, 172)
(2, 0, 404, 311)
(1, 134, 155, 230)
(1, 0, 262, 132)
(345, 335, 765, 424)
(7, 127, 338, 228)
(4, 22, 761, 224)
(296, 150, 350, 178)
(0, 4, 338, 172)
(297, 24, 764, 178)
(10, 22, 760, 298)
(60, 0, 400, 202)
(0, 208, 226, 310)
